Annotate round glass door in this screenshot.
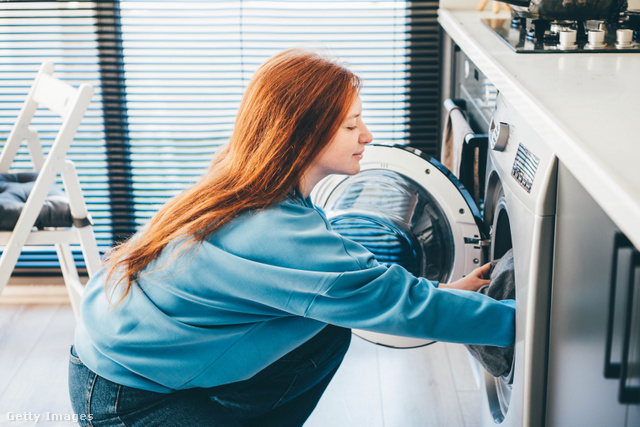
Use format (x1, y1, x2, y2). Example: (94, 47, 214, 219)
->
(323, 169, 455, 283)
(312, 144, 485, 348)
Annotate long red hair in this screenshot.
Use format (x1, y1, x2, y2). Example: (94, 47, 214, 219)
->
(104, 48, 362, 304)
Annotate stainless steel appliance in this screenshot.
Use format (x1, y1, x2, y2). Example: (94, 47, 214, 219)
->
(444, 47, 558, 426)
(483, 0, 640, 53)
(477, 91, 557, 427)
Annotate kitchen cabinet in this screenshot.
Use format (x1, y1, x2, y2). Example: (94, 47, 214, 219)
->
(545, 163, 640, 426)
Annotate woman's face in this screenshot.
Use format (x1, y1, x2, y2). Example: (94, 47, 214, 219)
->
(302, 95, 373, 195)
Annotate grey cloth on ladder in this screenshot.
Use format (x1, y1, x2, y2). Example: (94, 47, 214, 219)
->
(465, 249, 515, 384)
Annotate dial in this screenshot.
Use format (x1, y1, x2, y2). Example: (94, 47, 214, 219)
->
(489, 118, 509, 152)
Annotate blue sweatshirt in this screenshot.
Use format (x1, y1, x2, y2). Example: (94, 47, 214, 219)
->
(74, 191, 515, 393)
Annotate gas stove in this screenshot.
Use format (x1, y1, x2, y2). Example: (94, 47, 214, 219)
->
(483, 9, 640, 53)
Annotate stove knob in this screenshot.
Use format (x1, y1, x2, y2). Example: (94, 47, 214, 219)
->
(616, 29, 634, 49)
(587, 30, 606, 49)
(558, 29, 578, 50)
(489, 118, 509, 152)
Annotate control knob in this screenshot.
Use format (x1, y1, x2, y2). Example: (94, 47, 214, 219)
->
(558, 29, 578, 50)
(489, 118, 509, 151)
(616, 29, 634, 49)
(586, 30, 606, 49)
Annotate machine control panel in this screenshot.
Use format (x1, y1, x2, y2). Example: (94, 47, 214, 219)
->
(488, 92, 557, 216)
(511, 143, 540, 193)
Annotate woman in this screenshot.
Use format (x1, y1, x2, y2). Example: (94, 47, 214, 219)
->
(69, 48, 515, 426)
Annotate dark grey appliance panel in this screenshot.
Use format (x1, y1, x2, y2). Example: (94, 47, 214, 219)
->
(546, 163, 639, 426)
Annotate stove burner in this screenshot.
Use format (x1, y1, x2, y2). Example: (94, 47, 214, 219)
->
(483, 12, 640, 53)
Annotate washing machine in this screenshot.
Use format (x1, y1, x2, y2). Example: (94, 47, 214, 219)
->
(313, 89, 557, 426)
(311, 143, 489, 348)
(478, 92, 557, 427)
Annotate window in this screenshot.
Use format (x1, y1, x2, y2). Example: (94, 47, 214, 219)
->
(0, 0, 440, 271)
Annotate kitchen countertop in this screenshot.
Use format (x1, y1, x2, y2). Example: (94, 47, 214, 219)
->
(438, 8, 640, 248)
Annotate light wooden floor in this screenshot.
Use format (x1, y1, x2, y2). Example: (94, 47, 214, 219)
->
(307, 335, 484, 427)
(0, 300, 483, 427)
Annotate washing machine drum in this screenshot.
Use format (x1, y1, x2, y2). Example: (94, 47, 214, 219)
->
(312, 144, 485, 348)
(324, 170, 453, 282)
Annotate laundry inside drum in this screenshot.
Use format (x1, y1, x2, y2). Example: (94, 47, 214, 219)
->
(330, 216, 422, 276)
(471, 246, 515, 423)
(321, 169, 455, 283)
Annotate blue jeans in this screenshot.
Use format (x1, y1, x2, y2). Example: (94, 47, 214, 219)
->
(68, 325, 351, 427)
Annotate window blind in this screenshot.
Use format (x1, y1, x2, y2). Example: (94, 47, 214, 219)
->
(408, 1, 441, 151)
(0, 0, 442, 272)
(117, 0, 414, 232)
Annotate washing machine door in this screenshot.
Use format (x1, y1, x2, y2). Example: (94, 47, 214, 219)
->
(311, 144, 487, 348)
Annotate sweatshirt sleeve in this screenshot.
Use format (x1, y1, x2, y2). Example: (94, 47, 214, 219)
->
(208, 198, 515, 348)
(305, 263, 515, 347)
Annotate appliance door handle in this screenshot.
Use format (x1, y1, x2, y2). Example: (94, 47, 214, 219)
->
(604, 233, 632, 378)
(443, 98, 466, 113)
(443, 99, 487, 145)
(464, 132, 488, 149)
(619, 250, 640, 404)
(604, 233, 631, 378)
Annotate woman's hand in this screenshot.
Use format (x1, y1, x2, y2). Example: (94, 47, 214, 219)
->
(439, 263, 491, 292)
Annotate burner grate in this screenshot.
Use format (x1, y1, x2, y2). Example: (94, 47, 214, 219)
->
(483, 16, 640, 53)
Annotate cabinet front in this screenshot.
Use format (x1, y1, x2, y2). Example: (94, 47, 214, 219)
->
(546, 163, 640, 426)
